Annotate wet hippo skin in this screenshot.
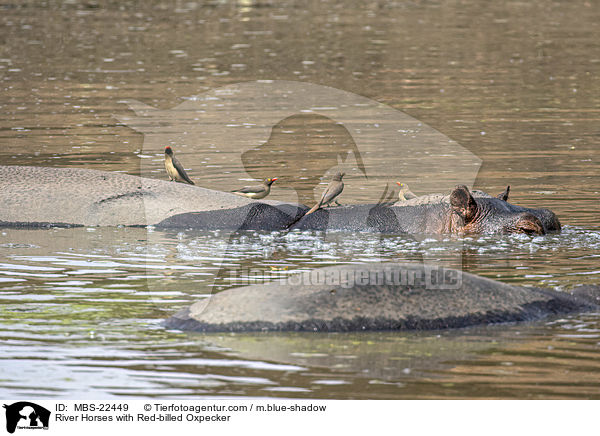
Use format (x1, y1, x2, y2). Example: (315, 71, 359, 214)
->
(165, 263, 600, 332)
(291, 185, 561, 235)
(0, 165, 303, 229)
(0, 166, 559, 235)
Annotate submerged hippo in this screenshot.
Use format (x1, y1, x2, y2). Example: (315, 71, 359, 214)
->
(291, 185, 560, 235)
(0, 165, 304, 229)
(166, 263, 599, 332)
(0, 166, 559, 235)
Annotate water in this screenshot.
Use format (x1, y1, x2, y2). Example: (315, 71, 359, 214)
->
(1, 0, 600, 399)
(1, 226, 600, 399)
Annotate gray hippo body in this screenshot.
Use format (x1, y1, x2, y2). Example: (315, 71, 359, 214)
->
(292, 186, 561, 235)
(0, 166, 559, 235)
(0, 165, 303, 229)
(165, 263, 600, 332)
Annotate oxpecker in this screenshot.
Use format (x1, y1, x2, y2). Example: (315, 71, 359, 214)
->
(164, 146, 194, 185)
(232, 178, 278, 199)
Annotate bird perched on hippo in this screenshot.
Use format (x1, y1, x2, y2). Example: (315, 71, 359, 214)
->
(239, 114, 366, 206)
(304, 172, 345, 216)
(396, 182, 417, 202)
(164, 146, 194, 185)
(232, 178, 278, 199)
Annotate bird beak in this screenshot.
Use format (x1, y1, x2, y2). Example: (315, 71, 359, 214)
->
(271, 178, 278, 182)
(396, 182, 402, 186)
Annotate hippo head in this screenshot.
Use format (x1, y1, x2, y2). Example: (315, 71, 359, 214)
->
(449, 185, 560, 235)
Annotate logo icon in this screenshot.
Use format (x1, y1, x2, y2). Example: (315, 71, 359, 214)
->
(3, 402, 50, 434)
(117, 80, 481, 300)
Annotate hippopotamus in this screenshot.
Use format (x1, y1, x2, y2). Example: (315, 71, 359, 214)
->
(165, 263, 600, 332)
(291, 185, 561, 235)
(0, 166, 559, 235)
(0, 165, 304, 229)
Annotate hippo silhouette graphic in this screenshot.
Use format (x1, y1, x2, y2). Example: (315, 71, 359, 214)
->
(3, 402, 50, 434)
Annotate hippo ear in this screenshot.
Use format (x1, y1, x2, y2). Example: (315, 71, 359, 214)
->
(514, 213, 545, 235)
(450, 185, 478, 223)
(497, 185, 510, 201)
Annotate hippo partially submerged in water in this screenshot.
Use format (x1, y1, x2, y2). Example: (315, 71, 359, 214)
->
(0, 166, 560, 235)
(166, 263, 599, 332)
(291, 185, 561, 235)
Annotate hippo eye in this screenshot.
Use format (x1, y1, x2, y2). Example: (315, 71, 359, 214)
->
(517, 226, 541, 236)
(452, 208, 466, 220)
(514, 213, 545, 236)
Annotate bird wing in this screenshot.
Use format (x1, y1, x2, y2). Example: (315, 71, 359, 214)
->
(232, 185, 265, 194)
(321, 181, 343, 205)
(172, 157, 194, 185)
(404, 190, 418, 200)
(304, 181, 343, 216)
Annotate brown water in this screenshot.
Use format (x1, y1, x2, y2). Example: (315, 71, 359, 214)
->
(1, 0, 600, 399)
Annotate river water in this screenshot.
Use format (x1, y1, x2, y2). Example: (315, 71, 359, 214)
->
(1, 0, 600, 399)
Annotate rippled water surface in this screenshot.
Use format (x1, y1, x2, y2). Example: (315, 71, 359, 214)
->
(2, 226, 600, 399)
(1, 0, 600, 399)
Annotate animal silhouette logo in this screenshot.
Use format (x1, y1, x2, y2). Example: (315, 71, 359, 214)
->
(117, 80, 481, 301)
(240, 113, 367, 205)
(117, 80, 481, 201)
(3, 402, 50, 434)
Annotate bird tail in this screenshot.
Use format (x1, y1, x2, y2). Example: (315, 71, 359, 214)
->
(303, 202, 322, 216)
(284, 201, 321, 230)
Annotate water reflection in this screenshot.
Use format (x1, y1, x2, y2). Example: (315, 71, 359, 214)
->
(1, 226, 600, 398)
(1, 0, 600, 398)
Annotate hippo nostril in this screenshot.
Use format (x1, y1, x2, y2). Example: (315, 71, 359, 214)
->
(515, 213, 545, 235)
